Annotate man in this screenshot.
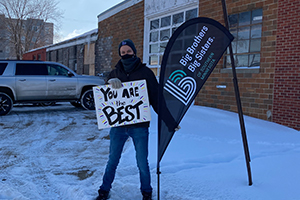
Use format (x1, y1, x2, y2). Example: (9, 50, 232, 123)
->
(96, 39, 179, 200)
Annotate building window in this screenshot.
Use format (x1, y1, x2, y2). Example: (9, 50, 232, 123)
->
(224, 8, 262, 68)
(147, 7, 198, 72)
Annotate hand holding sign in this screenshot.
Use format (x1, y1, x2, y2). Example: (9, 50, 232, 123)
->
(108, 78, 122, 89)
(93, 80, 151, 129)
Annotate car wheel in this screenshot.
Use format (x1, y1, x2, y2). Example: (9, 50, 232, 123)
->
(81, 89, 95, 110)
(70, 101, 82, 108)
(0, 92, 13, 116)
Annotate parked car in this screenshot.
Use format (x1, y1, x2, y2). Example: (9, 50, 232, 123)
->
(0, 60, 105, 115)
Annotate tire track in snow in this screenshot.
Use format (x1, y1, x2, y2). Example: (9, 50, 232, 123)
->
(0, 103, 109, 199)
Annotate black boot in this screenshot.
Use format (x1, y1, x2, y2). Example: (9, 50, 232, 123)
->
(142, 191, 152, 200)
(96, 189, 110, 200)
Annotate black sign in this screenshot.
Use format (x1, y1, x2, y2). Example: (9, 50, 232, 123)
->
(158, 17, 234, 162)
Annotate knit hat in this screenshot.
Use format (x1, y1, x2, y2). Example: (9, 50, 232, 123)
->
(118, 39, 137, 57)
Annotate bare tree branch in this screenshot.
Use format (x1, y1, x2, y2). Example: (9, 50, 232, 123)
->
(0, 0, 63, 59)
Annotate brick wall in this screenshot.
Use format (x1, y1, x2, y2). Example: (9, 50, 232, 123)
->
(95, 36, 113, 76)
(273, 0, 300, 130)
(95, 1, 144, 75)
(22, 48, 47, 61)
(93, 0, 299, 130)
(197, 0, 278, 122)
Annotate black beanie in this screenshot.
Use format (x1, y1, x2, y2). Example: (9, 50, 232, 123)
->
(118, 39, 137, 57)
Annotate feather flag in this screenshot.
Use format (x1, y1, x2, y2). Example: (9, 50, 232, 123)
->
(158, 17, 234, 163)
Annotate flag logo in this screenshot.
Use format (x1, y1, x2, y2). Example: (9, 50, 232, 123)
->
(164, 70, 196, 106)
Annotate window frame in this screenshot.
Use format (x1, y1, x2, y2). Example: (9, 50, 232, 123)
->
(144, 6, 199, 74)
(224, 8, 263, 69)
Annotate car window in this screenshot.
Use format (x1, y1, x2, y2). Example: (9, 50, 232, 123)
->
(47, 64, 70, 77)
(16, 63, 48, 75)
(0, 63, 8, 75)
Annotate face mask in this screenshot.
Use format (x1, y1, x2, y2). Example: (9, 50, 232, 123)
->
(121, 54, 135, 60)
(121, 54, 140, 73)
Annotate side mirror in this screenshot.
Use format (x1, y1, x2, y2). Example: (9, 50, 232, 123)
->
(68, 71, 74, 77)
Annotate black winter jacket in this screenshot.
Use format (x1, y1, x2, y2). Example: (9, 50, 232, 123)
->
(106, 59, 177, 130)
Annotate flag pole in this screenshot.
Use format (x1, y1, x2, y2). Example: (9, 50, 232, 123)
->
(157, 98, 162, 200)
(221, 0, 253, 186)
(157, 164, 161, 200)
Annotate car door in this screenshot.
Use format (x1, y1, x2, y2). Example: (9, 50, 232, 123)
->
(46, 64, 78, 100)
(15, 63, 48, 101)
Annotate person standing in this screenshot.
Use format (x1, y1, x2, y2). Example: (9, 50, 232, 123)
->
(96, 39, 179, 200)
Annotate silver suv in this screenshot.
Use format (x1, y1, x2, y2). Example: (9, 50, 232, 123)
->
(0, 60, 105, 115)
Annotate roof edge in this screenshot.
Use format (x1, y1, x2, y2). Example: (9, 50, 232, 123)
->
(97, 0, 142, 22)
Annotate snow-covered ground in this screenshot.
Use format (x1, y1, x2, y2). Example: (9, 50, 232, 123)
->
(0, 103, 299, 200)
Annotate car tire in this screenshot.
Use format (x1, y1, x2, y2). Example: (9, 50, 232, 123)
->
(0, 92, 13, 116)
(81, 89, 95, 110)
(70, 100, 82, 108)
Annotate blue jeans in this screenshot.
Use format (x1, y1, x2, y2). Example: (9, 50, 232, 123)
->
(100, 126, 152, 193)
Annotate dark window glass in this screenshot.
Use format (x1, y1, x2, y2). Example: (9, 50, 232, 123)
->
(161, 16, 171, 27)
(0, 63, 8, 75)
(237, 40, 250, 53)
(160, 29, 170, 41)
(231, 41, 237, 54)
(238, 26, 250, 39)
(250, 39, 261, 52)
(249, 54, 260, 67)
(159, 55, 163, 65)
(16, 63, 48, 75)
(150, 31, 158, 42)
(252, 9, 263, 24)
(149, 55, 158, 65)
(237, 55, 249, 67)
(47, 64, 69, 76)
(225, 55, 237, 68)
(230, 28, 238, 39)
(251, 24, 262, 38)
(239, 11, 251, 26)
(159, 42, 167, 53)
(149, 44, 159, 53)
(229, 14, 238, 28)
(173, 12, 184, 25)
(186, 8, 198, 21)
(150, 19, 159, 30)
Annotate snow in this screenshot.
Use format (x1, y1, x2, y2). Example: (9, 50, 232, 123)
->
(48, 29, 98, 51)
(0, 103, 299, 200)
